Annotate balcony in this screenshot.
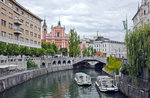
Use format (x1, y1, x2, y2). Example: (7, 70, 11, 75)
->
(14, 19, 23, 25)
(14, 28, 22, 34)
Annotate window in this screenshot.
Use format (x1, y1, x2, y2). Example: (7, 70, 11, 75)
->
(38, 21, 41, 25)
(30, 32, 33, 37)
(16, 6, 19, 12)
(57, 32, 59, 37)
(25, 38, 29, 43)
(144, 10, 146, 15)
(25, 22, 29, 27)
(34, 41, 37, 45)
(35, 19, 37, 23)
(1, 8, 6, 15)
(25, 13, 29, 18)
(30, 24, 33, 28)
(14, 26, 18, 30)
(44, 28, 46, 31)
(38, 42, 40, 45)
(20, 37, 24, 42)
(15, 16, 19, 20)
(8, 33, 13, 39)
(38, 28, 41, 32)
(35, 26, 37, 30)
(20, 28, 24, 33)
(21, 10, 24, 15)
(30, 16, 33, 20)
(30, 40, 33, 44)
(8, 12, 13, 19)
(1, 31, 6, 37)
(9, 23, 13, 29)
(20, 19, 24, 23)
(1, 0, 6, 3)
(15, 35, 18, 40)
(38, 35, 41, 39)
(1, 19, 6, 26)
(25, 30, 29, 35)
(34, 33, 37, 38)
(8, 2, 13, 8)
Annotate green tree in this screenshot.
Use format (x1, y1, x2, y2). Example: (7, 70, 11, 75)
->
(0, 42, 7, 56)
(125, 25, 150, 80)
(13, 44, 20, 56)
(27, 58, 38, 69)
(52, 43, 58, 54)
(6, 44, 14, 56)
(69, 29, 81, 57)
(46, 49, 55, 56)
(22, 46, 30, 56)
(60, 48, 68, 56)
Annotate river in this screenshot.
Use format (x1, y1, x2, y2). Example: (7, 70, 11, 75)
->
(0, 68, 127, 98)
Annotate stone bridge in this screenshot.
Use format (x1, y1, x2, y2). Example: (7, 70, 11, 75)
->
(0, 56, 107, 70)
(41, 57, 107, 69)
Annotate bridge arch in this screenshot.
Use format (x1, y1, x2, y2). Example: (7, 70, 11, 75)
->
(53, 61, 56, 65)
(95, 62, 105, 69)
(67, 60, 71, 64)
(41, 62, 46, 68)
(58, 60, 61, 65)
(63, 60, 66, 64)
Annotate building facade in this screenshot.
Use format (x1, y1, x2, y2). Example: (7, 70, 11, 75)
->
(133, 0, 150, 27)
(89, 36, 127, 58)
(80, 38, 90, 56)
(0, 0, 42, 48)
(42, 21, 69, 51)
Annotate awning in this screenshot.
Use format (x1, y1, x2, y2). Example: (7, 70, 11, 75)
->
(0, 65, 17, 70)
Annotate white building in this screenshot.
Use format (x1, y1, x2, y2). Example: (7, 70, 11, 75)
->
(89, 36, 127, 58)
(133, 0, 150, 27)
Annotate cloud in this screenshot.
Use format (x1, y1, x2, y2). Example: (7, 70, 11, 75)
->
(16, 0, 139, 42)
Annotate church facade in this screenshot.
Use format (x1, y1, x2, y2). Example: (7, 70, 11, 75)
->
(42, 20, 69, 51)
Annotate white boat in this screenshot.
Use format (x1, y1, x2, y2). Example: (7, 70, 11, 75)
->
(74, 72, 92, 86)
(95, 76, 118, 92)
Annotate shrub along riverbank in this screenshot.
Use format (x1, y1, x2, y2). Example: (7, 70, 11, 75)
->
(104, 57, 122, 75)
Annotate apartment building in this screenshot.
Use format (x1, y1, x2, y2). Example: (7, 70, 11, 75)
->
(132, 0, 150, 27)
(0, 0, 42, 48)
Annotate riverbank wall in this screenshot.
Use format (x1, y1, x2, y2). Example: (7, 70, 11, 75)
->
(0, 65, 73, 93)
(119, 74, 150, 98)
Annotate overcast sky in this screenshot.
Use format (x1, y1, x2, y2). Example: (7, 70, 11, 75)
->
(17, 0, 139, 42)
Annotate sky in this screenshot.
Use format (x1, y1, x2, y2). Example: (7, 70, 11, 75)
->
(17, 0, 140, 42)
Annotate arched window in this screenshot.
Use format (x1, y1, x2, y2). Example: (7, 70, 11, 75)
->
(57, 32, 59, 37)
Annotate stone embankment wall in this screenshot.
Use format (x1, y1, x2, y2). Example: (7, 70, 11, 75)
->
(0, 65, 73, 92)
(119, 67, 150, 98)
(119, 74, 150, 98)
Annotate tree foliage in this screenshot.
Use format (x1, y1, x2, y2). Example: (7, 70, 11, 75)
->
(83, 47, 94, 57)
(27, 58, 38, 69)
(125, 25, 150, 79)
(0, 42, 59, 57)
(104, 57, 122, 74)
(41, 42, 57, 56)
(60, 48, 68, 56)
(69, 29, 81, 57)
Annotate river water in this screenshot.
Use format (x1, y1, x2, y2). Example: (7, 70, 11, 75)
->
(0, 69, 127, 98)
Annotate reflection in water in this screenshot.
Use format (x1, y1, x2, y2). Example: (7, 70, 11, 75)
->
(0, 69, 127, 98)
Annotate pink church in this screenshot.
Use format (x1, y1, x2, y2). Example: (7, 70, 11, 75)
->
(42, 20, 69, 51)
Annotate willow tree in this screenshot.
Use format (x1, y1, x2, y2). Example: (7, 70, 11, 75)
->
(125, 25, 150, 79)
(69, 29, 81, 57)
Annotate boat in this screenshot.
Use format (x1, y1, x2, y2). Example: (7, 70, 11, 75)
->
(74, 72, 92, 86)
(95, 76, 118, 92)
